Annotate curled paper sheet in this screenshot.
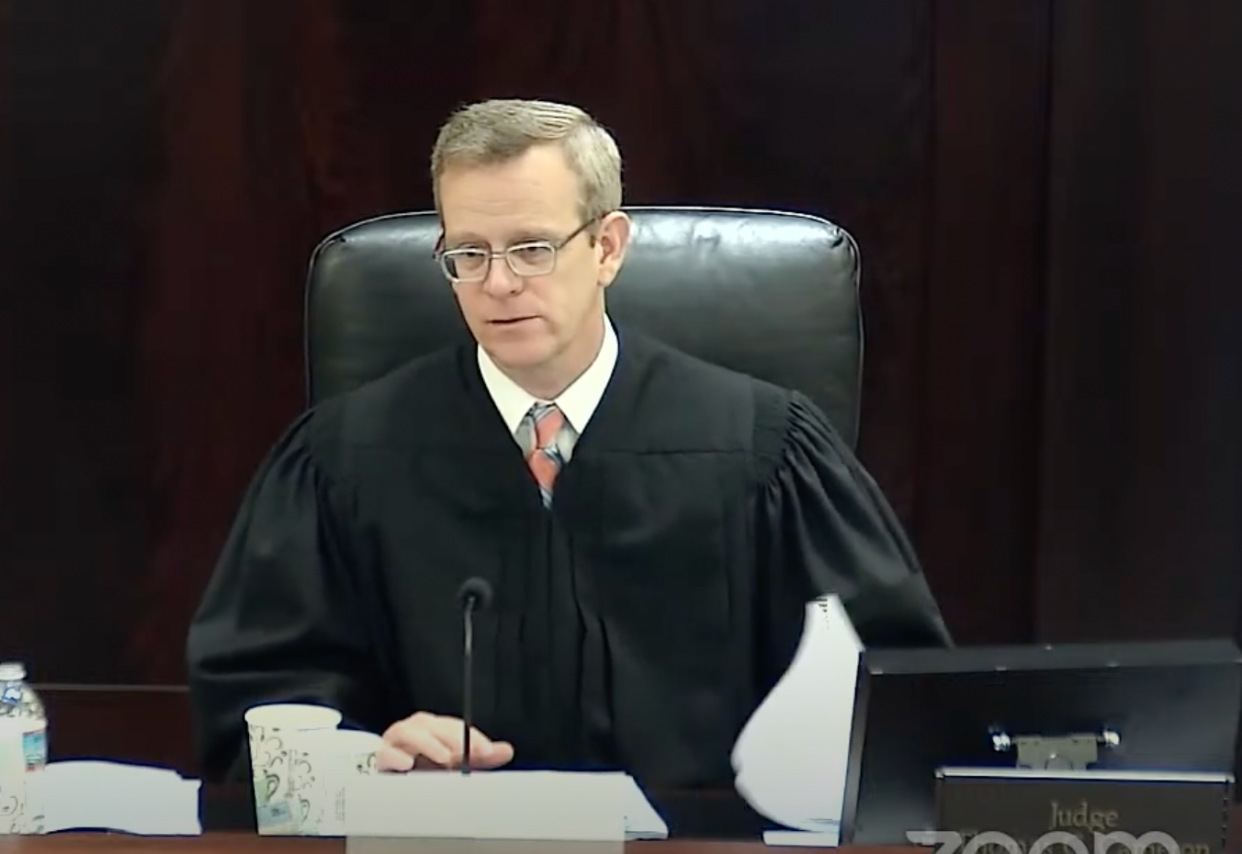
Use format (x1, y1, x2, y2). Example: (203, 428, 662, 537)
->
(731, 595, 863, 833)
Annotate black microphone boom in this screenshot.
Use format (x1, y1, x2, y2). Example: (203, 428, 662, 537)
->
(457, 577, 493, 775)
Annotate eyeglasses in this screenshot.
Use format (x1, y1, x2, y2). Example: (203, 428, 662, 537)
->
(434, 219, 597, 283)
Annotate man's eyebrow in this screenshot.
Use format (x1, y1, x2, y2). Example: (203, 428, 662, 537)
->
(509, 227, 560, 241)
(443, 232, 488, 249)
(445, 228, 559, 248)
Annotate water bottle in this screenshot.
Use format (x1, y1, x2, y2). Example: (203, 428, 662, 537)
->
(0, 662, 47, 833)
(0, 662, 48, 772)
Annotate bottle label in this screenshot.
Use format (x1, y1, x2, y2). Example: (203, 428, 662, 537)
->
(22, 727, 47, 770)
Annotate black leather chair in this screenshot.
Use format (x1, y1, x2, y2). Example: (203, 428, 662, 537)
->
(304, 206, 864, 448)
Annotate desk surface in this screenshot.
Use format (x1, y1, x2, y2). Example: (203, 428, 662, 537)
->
(4, 786, 1238, 853)
(0, 837, 884, 854)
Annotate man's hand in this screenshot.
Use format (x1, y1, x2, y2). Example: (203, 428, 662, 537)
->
(377, 712, 515, 772)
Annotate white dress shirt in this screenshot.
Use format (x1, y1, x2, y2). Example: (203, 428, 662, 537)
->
(477, 314, 619, 462)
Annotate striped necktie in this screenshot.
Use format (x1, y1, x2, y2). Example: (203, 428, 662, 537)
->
(524, 402, 567, 507)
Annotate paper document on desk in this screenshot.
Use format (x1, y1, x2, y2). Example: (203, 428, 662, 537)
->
(618, 772, 669, 839)
(346, 769, 667, 841)
(34, 760, 201, 835)
(732, 595, 862, 834)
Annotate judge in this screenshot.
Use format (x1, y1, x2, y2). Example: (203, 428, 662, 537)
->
(186, 98, 951, 788)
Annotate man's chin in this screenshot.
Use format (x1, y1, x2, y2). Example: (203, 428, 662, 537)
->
(481, 338, 554, 372)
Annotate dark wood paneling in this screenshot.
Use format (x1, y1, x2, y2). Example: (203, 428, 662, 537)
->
(36, 685, 195, 776)
(1035, 0, 1242, 641)
(0, 0, 1238, 713)
(0, 0, 952, 685)
(915, 0, 1051, 643)
(0, 0, 180, 684)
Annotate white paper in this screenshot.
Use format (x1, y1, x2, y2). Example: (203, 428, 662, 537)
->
(731, 595, 862, 833)
(35, 760, 201, 835)
(617, 772, 668, 840)
(345, 770, 664, 841)
(764, 829, 841, 847)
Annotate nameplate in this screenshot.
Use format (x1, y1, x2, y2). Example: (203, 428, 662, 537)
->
(344, 771, 627, 844)
(923, 768, 1232, 854)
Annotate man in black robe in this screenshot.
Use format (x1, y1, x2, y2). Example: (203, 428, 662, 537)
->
(186, 98, 951, 788)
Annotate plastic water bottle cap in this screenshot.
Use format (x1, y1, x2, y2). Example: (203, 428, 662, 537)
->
(0, 662, 26, 681)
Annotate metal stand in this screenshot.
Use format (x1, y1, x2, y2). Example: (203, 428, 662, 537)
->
(990, 728, 1120, 770)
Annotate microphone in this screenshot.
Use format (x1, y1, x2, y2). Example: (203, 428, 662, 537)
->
(457, 577, 493, 775)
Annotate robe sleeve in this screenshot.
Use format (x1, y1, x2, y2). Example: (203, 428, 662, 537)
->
(185, 412, 390, 782)
(757, 391, 952, 674)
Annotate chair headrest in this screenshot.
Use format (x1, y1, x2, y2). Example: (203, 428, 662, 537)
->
(305, 206, 862, 446)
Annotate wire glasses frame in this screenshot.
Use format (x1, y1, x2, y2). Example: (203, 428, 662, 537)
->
(433, 219, 598, 283)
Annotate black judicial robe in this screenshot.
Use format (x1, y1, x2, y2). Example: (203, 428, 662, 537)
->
(186, 327, 951, 787)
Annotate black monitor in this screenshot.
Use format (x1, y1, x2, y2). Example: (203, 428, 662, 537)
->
(839, 639, 1242, 845)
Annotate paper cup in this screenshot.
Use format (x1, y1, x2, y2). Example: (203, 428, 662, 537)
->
(290, 728, 383, 836)
(244, 703, 341, 835)
(0, 720, 28, 835)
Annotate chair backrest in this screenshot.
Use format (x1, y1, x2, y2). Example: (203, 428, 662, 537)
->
(304, 206, 864, 447)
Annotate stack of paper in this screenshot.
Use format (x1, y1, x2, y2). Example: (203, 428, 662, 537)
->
(618, 772, 668, 840)
(32, 760, 201, 835)
(731, 595, 863, 840)
(345, 769, 666, 841)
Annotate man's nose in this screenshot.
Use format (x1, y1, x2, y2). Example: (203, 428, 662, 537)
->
(480, 255, 521, 296)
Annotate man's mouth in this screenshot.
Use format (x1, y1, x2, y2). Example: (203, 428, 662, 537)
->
(489, 316, 535, 325)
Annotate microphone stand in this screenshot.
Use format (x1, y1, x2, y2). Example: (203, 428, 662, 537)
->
(462, 591, 477, 775)
(457, 576, 492, 777)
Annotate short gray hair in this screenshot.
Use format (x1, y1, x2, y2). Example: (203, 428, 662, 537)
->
(431, 99, 623, 223)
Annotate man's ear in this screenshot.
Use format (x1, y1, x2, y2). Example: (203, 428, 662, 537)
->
(596, 211, 632, 288)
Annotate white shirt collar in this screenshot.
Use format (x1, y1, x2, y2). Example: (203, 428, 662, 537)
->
(477, 314, 619, 437)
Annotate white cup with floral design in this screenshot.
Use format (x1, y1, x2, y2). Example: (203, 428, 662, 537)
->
(290, 728, 383, 836)
(244, 703, 341, 835)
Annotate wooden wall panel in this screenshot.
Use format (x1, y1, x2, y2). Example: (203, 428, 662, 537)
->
(38, 685, 194, 775)
(1036, 0, 1242, 641)
(0, 0, 1238, 772)
(0, 0, 954, 685)
(916, 0, 1052, 643)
